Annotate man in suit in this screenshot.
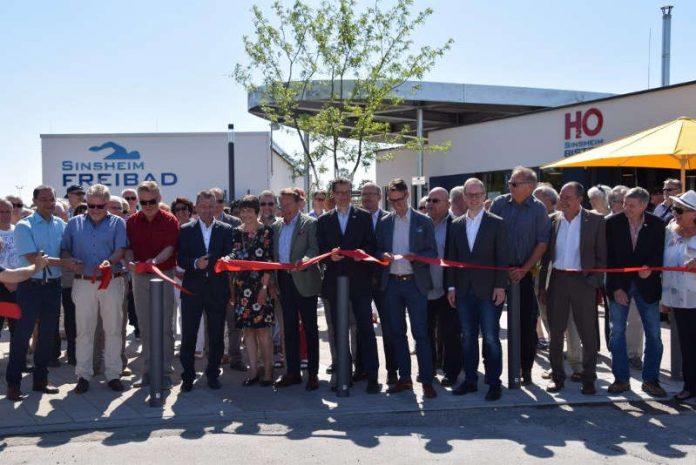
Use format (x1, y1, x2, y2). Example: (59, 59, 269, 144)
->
(317, 177, 381, 394)
(605, 187, 666, 397)
(426, 187, 462, 387)
(376, 178, 439, 399)
(272, 188, 322, 390)
(360, 181, 397, 384)
(177, 190, 234, 391)
(539, 182, 606, 395)
(446, 178, 509, 400)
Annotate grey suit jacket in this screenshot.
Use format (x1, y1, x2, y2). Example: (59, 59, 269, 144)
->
(375, 208, 438, 295)
(219, 212, 241, 228)
(445, 210, 509, 300)
(539, 208, 607, 290)
(272, 213, 322, 297)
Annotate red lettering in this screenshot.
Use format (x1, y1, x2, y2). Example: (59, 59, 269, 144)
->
(582, 107, 603, 137)
(565, 111, 582, 140)
(564, 108, 603, 139)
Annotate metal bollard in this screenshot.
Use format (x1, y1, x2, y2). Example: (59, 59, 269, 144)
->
(149, 278, 164, 407)
(670, 312, 682, 380)
(336, 276, 350, 397)
(507, 282, 521, 389)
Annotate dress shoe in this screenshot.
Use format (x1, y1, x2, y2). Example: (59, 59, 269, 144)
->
(181, 380, 193, 392)
(229, 361, 248, 372)
(674, 390, 696, 402)
(607, 380, 631, 394)
(386, 372, 398, 386)
(366, 380, 382, 394)
(452, 382, 478, 396)
(325, 364, 334, 374)
(352, 371, 368, 382)
(121, 368, 132, 377)
(545, 379, 564, 393)
(570, 372, 583, 383)
(32, 381, 59, 394)
(74, 377, 90, 394)
(6, 386, 25, 402)
(386, 378, 413, 394)
(485, 386, 502, 401)
(207, 377, 222, 390)
(107, 379, 124, 392)
(243, 375, 260, 386)
(305, 375, 320, 391)
(581, 381, 596, 395)
(541, 369, 552, 380)
(521, 370, 533, 386)
(642, 380, 667, 397)
(274, 373, 303, 388)
(422, 383, 437, 399)
(439, 376, 455, 387)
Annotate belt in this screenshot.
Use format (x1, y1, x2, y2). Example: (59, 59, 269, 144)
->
(389, 273, 414, 281)
(553, 269, 582, 275)
(74, 272, 127, 280)
(28, 277, 60, 284)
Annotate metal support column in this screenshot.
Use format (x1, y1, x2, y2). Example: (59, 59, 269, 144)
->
(416, 108, 424, 206)
(336, 276, 351, 397)
(507, 282, 521, 389)
(149, 278, 164, 407)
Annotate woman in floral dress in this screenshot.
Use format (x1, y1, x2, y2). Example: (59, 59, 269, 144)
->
(230, 195, 275, 386)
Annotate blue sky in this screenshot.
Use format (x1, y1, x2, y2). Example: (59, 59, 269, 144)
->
(2, 0, 695, 199)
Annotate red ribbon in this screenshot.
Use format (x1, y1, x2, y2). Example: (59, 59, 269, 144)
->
(91, 263, 113, 290)
(0, 302, 21, 319)
(214, 249, 696, 275)
(134, 262, 193, 295)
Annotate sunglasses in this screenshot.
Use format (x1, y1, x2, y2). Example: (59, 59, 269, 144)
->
(173, 206, 190, 213)
(425, 198, 441, 203)
(671, 206, 694, 215)
(140, 199, 158, 206)
(87, 204, 106, 210)
(124, 196, 137, 201)
(508, 181, 532, 188)
(260, 202, 275, 207)
(12, 203, 23, 209)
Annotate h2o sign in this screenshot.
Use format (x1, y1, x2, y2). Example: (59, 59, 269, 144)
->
(565, 108, 603, 140)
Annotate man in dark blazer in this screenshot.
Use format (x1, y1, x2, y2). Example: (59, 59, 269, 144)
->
(317, 177, 381, 394)
(376, 178, 439, 399)
(446, 178, 509, 401)
(272, 188, 323, 390)
(539, 182, 606, 395)
(605, 187, 666, 397)
(177, 190, 234, 392)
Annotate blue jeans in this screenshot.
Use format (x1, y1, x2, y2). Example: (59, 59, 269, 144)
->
(457, 290, 503, 388)
(5, 279, 61, 387)
(609, 282, 663, 382)
(384, 278, 433, 384)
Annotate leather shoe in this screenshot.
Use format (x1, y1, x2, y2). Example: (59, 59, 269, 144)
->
(541, 370, 552, 380)
(607, 380, 631, 394)
(642, 380, 667, 397)
(674, 390, 696, 402)
(581, 381, 596, 395)
(386, 378, 413, 394)
(181, 380, 193, 392)
(33, 381, 59, 394)
(452, 382, 478, 396)
(521, 370, 533, 386)
(74, 377, 90, 394)
(274, 373, 303, 388)
(546, 379, 564, 393)
(207, 377, 222, 390)
(366, 380, 382, 394)
(6, 386, 25, 402)
(485, 386, 502, 401)
(107, 379, 124, 392)
(305, 375, 320, 391)
(422, 383, 437, 399)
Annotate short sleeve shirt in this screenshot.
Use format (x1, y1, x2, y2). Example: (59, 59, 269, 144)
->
(126, 210, 179, 270)
(61, 213, 128, 275)
(490, 193, 551, 265)
(14, 211, 66, 279)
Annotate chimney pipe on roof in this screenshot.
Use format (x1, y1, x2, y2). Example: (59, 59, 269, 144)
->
(661, 5, 673, 87)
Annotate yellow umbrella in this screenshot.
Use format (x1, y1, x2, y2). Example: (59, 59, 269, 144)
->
(542, 116, 696, 187)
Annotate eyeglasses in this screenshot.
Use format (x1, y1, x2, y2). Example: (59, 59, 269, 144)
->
(12, 203, 23, 209)
(425, 198, 441, 203)
(173, 206, 190, 213)
(140, 199, 158, 206)
(672, 206, 694, 215)
(87, 204, 106, 210)
(508, 181, 532, 188)
(124, 196, 137, 201)
(260, 202, 275, 207)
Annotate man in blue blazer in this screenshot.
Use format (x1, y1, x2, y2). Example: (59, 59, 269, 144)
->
(177, 190, 234, 392)
(376, 178, 439, 399)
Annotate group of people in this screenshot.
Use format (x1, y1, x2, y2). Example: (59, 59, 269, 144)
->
(1, 170, 695, 404)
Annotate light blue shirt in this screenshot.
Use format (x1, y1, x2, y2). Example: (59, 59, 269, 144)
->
(278, 213, 299, 263)
(14, 211, 66, 279)
(336, 206, 351, 235)
(61, 213, 128, 276)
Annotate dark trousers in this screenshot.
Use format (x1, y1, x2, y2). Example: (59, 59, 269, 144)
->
(506, 272, 538, 373)
(373, 288, 397, 376)
(52, 287, 76, 362)
(673, 308, 696, 392)
(278, 271, 319, 375)
(329, 289, 379, 380)
(6, 280, 61, 387)
(179, 289, 226, 383)
(547, 271, 598, 382)
(428, 295, 462, 380)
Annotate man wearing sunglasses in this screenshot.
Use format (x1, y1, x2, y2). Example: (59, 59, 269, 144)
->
(121, 189, 139, 217)
(61, 184, 127, 394)
(210, 187, 242, 228)
(64, 184, 85, 218)
(126, 181, 179, 388)
(653, 178, 682, 223)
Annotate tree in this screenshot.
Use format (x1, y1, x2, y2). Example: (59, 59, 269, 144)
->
(234, 0, 453, 185)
